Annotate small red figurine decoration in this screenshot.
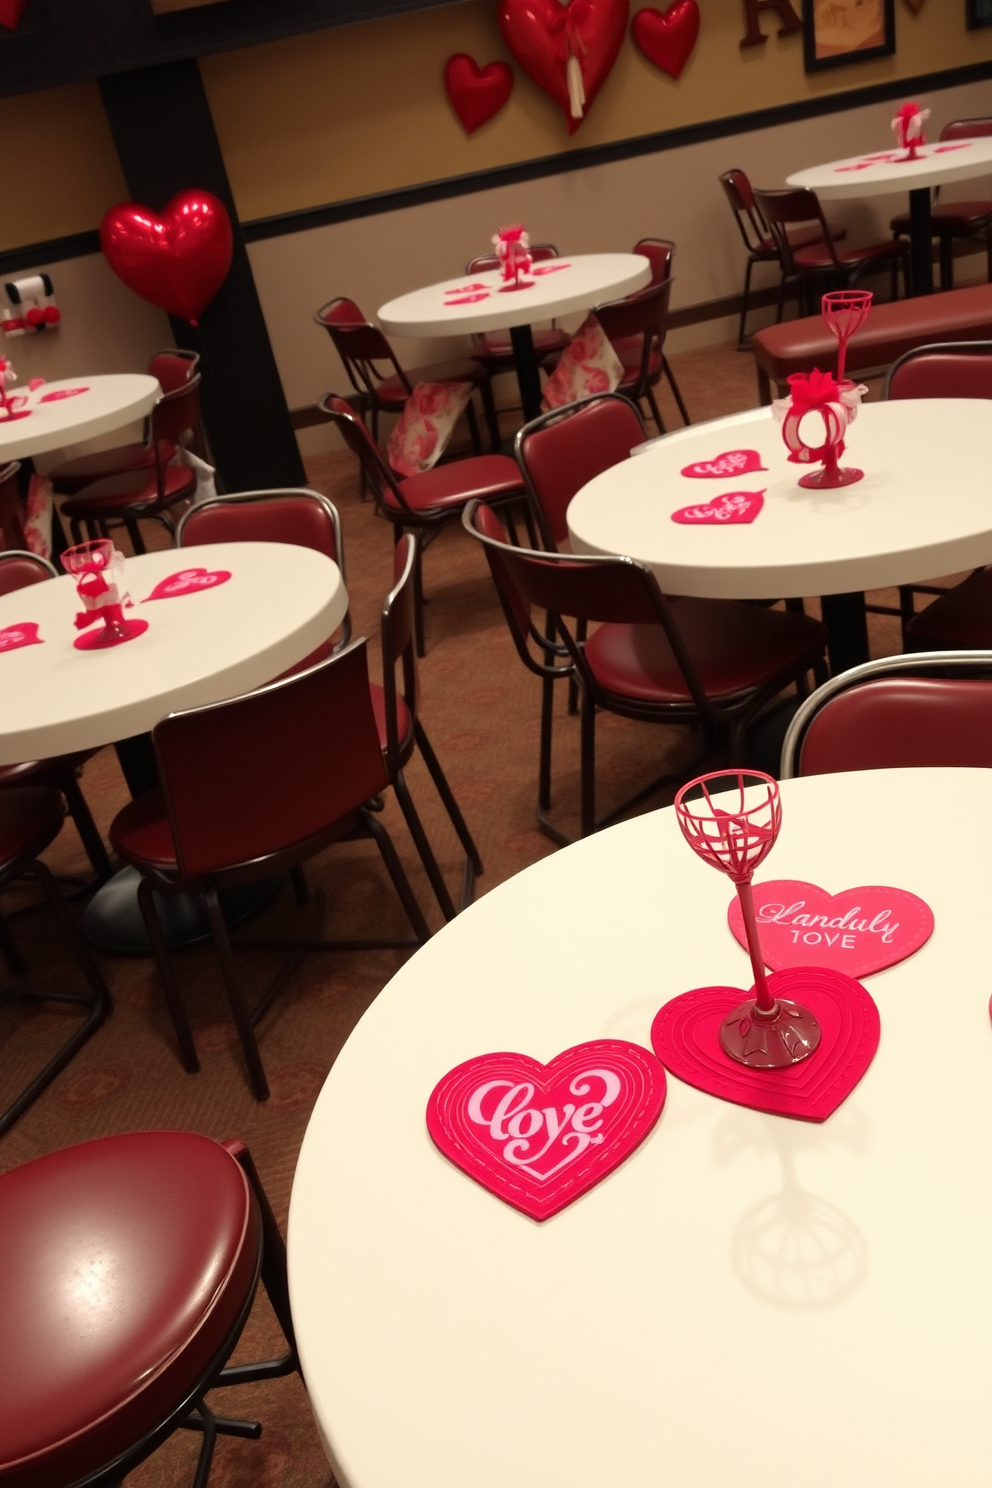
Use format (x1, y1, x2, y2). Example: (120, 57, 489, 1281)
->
(493, 225, 534, 290)
(0, 358, 35, 424)
(892, 100, 929, 161)
(61, 540, 148, 651)
(674, 771, 821, 1068)
(773, 368, 867, 490)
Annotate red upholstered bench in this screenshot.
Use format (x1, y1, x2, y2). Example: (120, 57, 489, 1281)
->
(752, 283, 992, 403)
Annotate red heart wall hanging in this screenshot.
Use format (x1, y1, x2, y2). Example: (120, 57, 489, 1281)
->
(651, 966, 880, 1122)
(672, 490, 764, 525)
(427, 1040, 666, 1220)
(444, 54, 515, 134)
(100, 190, 234, 327)
(0, 0, 30, 30)
(632, 0, 700, 80)
(142, 568, 232, 601)
(496, 0, 629, 135)
(728, 880, 934, 979)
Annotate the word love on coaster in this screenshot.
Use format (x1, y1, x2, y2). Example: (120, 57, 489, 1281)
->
(0, 622, 42, 653)
(728, 880, 934, 979)
(680, 450, 767, 479)
(142, 567, 232, 601)
(426, 1040, 666, 1220)
(651, 966, 880, 1123)
(671, 491, 764, 525)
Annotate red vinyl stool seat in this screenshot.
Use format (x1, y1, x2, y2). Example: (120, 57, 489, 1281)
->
(0, 1131, 297, 1488)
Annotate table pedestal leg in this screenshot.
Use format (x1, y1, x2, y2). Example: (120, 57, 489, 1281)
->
(510, 324, 544, 424)
(908, 187, 934, 297)
(821, 592, 870, 674)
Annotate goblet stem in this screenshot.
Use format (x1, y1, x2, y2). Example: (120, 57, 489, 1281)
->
(735, 879, 776, 1015)
(836, 337, 848, 386)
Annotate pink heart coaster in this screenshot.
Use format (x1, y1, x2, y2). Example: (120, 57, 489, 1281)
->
(672, 490, 764, 525)
(445, 293, 490, 305)
(427, 1040, 666, 1221)
(531, 262, 571, 274)
(728, 880, 934, 978)
(445, 283, 489, 294)
(651, 967, 880, 1122)
(142, 567, 231, 601)
(680, 449, 767, 479)
(39, 387, 89, 402)
(0, 622, 42, 653)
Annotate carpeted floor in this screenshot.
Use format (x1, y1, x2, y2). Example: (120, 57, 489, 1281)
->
(0, 341, 919, 1486)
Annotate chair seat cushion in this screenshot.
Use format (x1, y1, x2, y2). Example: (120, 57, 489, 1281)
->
(48, 441, 173, 497)
(63, 462, 197, 518)
(891, 200, 992, 232)
(369, 681, 414, 762)
(611, 337, 663, 383)
(792, 238, 906, 271)
(374, 360, 486, 409)
(388, 454, 524, 516)
(0, 786, 65, 869)
(585, 599, 827, 704)
(0, 1132, 260, 1488)
(109, 786, 178, 873)
(905, 568, 992, 648)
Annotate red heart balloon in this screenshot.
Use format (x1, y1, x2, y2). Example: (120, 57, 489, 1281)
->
(0, 0, 30, 31)
(632, 0, 700, 80)
(651, 967, 880, 1123)
(427, 1040, 666, 1220)
(681, 449, 767, 479)
(671, 490, 764, 525)
(497, 0, 629, 135)
(444, 54, 515, 134)
(100, 190, 234, 327)
(142, 567, 232, 601)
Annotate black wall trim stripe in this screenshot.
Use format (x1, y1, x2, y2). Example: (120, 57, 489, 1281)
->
(0, 231, 101, 278)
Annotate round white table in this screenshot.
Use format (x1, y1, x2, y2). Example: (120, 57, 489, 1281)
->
(0, 374, 161, 462)
(566, 399, 992, 672)
(378, 254, 651, 423)
(290, 766, 992, 1488)
(787, 137, 992, 296)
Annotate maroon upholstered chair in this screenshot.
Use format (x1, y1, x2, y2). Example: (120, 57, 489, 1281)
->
(464, 243, 570, 423)
(593, 277, 678, 433)
(0, 1131, 297, 1487)
(0, 788, 111, 1138)
(315, 296, 496, 451)
(780, 651, 992, 777)
(178, 486, 351, 654)
(375, 534, 482, 918)
(624, 237, 689, 424)
(719, 168, 846, 347)
(754, 186, 908, 316)
(465, 500, 828, 843)
(109, 639, 431, 1100)
(0, 460, 26, 549)
(890, 119, 992, 290)
(61, 375, 205, 553)
(0, 550, 112, 881)
(47, 348, 200, 496)
(319, 391, 528, 655)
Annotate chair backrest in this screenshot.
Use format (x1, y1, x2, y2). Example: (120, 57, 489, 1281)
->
(0, 461, 25, 551)
(314, 299, 406, 400)
(153, 638, 387, 880)
(466, 243, 559, 273)
(632, 238, 675, 287)
(719, 169, 771, 255)
(594, 277, 674, 395)
(380, 534, 421, 769)
(515, 393, 646, 547)
(781, 651, 992, 776)
(882, 340, 992, 400)
(753, 187, 834, 274)
(0, 548, 56, 596)
(318, 394, 413, 519)
(940, 117, 992, 142)
(147, 348, 200, 393)
(146, 376, 205, 501)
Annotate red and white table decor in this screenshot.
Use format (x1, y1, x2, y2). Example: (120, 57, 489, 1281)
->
(892, 101, 929, 162)
(773, 369, 867, 490)
(62, 538, 148, 650)
(728, 881, 934, 977)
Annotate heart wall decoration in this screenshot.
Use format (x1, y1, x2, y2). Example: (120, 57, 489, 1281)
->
(427, 1040, 666, 1220)
(445, 54, 515, 134)
(632, 0, 700, 80)
(100, 190, 234, 327)
(0, 0, 30, 30)
(496, 0, 629, 135)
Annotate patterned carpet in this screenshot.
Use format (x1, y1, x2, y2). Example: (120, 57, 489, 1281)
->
(0, 342, 911, 1487)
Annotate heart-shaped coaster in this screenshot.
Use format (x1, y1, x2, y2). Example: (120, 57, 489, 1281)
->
(496, 0, 629, 135)
(680, 449, 767, 478)
(532, 262, 571, 274)
(631, 0, 700, 80)
(444, 54, 515, 134)
(728, 880, 934, 978)
(142, 568, 232, 601)
(427, 1039, 666, 1220)
(445, 283, 489, 295)
(651, 967, 880, 1122)
(39, 387, 89, 402)
(0, 622, 42, 653)
(446, 293, 491, 305)
(672, 490, 764, 525)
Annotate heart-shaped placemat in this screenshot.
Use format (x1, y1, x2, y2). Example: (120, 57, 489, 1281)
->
(427, 1039, 666, 1220)
(651, 967, 880, 1122)
(142, 568, 232, 601)
(0, 622, 42, 653)
(728, 880, 934, 978)
(680, 449, 767, 478)
(672, 491, 764, 525)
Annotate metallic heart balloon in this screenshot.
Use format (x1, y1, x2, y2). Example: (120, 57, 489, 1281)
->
(496, 0, 629, 135)
(100, 190, 234, 327)
(632, 0, 700, 80)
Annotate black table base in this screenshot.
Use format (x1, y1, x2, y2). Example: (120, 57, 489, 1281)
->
(908, 187, 935, 297)
(509, 324, 544, 425)
(821, 592, 870, 675)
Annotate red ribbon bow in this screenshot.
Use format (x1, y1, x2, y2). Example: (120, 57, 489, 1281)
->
(548, 0, 590, 54)
(786, 368, 842, 414)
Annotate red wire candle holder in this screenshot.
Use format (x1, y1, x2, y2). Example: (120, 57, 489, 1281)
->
(493, 224, 533, 292)
(61, 539, 148, 650)
(775, 367, 866, 491)
(822, 289, 872, 386)
(674, 771, 822, 1069)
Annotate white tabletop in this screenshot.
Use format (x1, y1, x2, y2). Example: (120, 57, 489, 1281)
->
(787, 136, 992, 201)
(566, 400, 992, 600)
(0, 374, 161, 462)
(290, 766, 992, 1488)
(0, 542, 347, 764)
(377, 254, 651, 338)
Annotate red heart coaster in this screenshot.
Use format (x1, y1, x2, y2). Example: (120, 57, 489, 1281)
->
(496, 0, 629, 135)
(672, 490, 764, 525)
(39, 387, 89, 402)
(651, 967, 880, 1122)
(681, 449, 767, 478)
(0, 622, 41, 653)
(632, 0, 700, 79)
(0, 0, 29, 30)
(444, 54, 515, 134)
(142, 568, 231, 601)
(728, 880, 934, 978)
(427, 1040, 666, 1220)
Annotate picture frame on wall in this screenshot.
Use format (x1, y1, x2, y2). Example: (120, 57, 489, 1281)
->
(802, 0, 896, 71)
(967, 0, 992, 28)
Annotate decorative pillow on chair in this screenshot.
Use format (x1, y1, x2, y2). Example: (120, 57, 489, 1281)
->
(541, 315, 624, 412)
(387, 381, 474, 477)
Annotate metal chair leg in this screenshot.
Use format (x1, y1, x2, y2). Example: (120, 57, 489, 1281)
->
(362, 810, 432, 944)
(59, 767, 113, 882)
(661, 355, 690, 426)
(580, 688, 596, 839)
(738, 257, 755, 349)
(205, 884, 270, 1101)
(137, 876, 200, 1075)
(464, 398, 483, 455)
(393, 767, 458, 921)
